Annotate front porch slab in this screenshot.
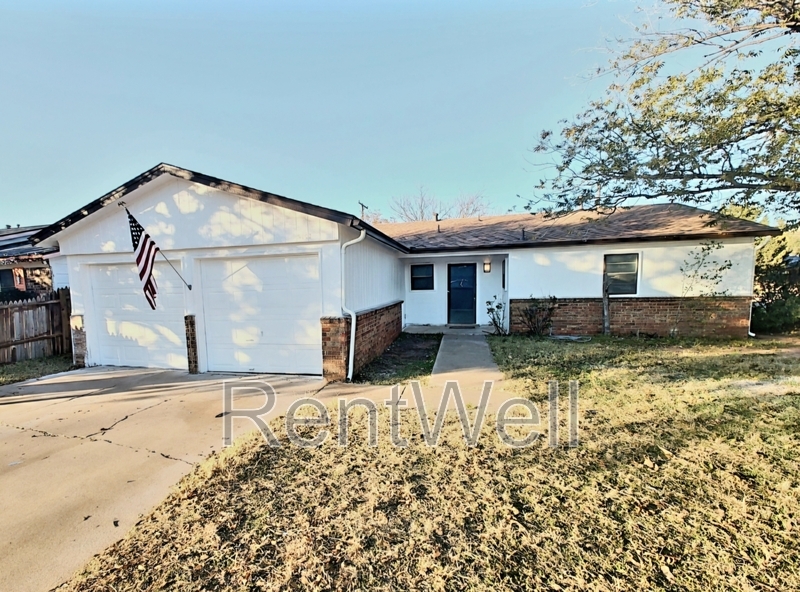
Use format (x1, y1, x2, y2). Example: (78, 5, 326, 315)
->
(404, 324, 493, 335)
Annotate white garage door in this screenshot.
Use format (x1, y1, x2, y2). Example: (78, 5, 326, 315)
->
(201, 255, 323, 374)
(90, 263, 188, 369)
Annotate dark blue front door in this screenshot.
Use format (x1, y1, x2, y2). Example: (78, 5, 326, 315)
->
(448, 264, 477, 324)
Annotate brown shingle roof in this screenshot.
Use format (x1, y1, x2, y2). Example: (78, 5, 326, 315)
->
(375, 204, 780, 252)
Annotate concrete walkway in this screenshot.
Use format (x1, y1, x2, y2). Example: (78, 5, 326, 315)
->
(317, 333, 511, 411)
(431, 334, 503, 384)
(426, 333, 508, 408)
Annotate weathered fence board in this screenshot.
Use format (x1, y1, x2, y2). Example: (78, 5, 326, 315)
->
(0, 288, 71, 364)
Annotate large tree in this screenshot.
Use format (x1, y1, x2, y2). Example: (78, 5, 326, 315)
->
(533, 0, 800, 224)
(387, 188, 492, 222)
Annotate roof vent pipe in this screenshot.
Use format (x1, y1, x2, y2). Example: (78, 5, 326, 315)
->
(341, 228, 367, 381)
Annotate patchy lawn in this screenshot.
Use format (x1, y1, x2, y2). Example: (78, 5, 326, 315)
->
(57, 338, 800, 591)
(0, 355, 72, 387)
(354, 332, 442, 385)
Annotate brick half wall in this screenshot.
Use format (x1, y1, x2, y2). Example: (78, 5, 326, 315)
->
(510, 297, 752, 338)
(321, 301, 403, 381)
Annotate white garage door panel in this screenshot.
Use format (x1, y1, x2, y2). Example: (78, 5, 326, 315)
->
(90, 264, 187, 369)
(201, 256, 323, 374)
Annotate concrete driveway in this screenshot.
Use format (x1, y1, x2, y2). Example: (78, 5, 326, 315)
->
(0, 367, 324, 592)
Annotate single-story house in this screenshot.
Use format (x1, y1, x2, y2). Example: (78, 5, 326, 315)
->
(0, 225, 56, 298)
(31, 164, 779, 380)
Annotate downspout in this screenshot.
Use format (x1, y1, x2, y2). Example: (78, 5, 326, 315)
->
(748, 237, 771, 338)
(341, 227, 367, 381)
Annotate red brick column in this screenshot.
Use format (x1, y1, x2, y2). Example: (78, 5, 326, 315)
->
(184, 315, 198, 374)
(321, 316, 350, 381)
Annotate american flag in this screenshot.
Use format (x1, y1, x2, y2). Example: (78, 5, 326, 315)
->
(126, 209, 159, 310)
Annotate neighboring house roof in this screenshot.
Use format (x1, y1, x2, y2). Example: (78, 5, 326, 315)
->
(375, 204, 781, 252)
(0, 225, 56, 265)
(30, 163, 409, 253)
(0, 225, 45, 238)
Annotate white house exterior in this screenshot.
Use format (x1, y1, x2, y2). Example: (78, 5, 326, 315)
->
(31, 164, 779, 380)
(395, 239, 756, 325)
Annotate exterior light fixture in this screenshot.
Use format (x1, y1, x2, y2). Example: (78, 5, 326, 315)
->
(483, 261, 491, 273)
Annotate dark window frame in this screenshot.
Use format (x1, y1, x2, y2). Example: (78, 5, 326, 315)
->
(410, 264, 434, 291)
(603, 253, 639, 296)
(0, 269, 14, 291)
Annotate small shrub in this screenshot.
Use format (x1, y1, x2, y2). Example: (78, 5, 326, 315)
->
(520, 295, 557, 337)
(485, 296, 508, 335)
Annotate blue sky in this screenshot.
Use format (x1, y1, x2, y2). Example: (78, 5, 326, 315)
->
(0, 0, 640, 226)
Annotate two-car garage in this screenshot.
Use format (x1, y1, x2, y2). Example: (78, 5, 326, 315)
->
(33, 164, 405, 379)
(88, 255, 324, 375)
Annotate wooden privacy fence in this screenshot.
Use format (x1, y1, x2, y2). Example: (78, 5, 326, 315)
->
(0, 288, 72, 364)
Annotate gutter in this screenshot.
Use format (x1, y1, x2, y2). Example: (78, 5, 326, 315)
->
(341, 227, 367, 381)
(347, 217, 408, 253)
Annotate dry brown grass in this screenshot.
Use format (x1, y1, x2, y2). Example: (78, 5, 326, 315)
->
(57, 338, 800, 591)
(0, 354, 72, 387)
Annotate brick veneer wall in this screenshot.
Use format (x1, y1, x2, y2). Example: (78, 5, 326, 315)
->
(321, 301, 403, 381)
(509, 297, 752, 338)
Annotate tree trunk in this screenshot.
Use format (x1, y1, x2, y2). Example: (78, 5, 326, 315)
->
(602, 278, 610, 336)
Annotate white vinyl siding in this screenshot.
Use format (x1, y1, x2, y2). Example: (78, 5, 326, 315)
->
(341, 229, 404, 313)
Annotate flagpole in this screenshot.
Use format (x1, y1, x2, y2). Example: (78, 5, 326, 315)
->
(119, 201, 192, 291)
(158, 251, 192, 290)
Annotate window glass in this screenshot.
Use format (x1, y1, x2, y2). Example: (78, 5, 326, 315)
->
(604, 254, 638, 295)
(411, 264, 434, 290)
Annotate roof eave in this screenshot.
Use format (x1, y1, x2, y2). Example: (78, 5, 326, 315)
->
(29, 163, 407, 253)
(403, 229, 781, 253)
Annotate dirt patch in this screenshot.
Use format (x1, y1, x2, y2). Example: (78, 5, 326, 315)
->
(354, 333, 442, 385)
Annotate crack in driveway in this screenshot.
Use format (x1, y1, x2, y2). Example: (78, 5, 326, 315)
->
(1, 421, 195, 466)
(84, 400, 168, 438)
